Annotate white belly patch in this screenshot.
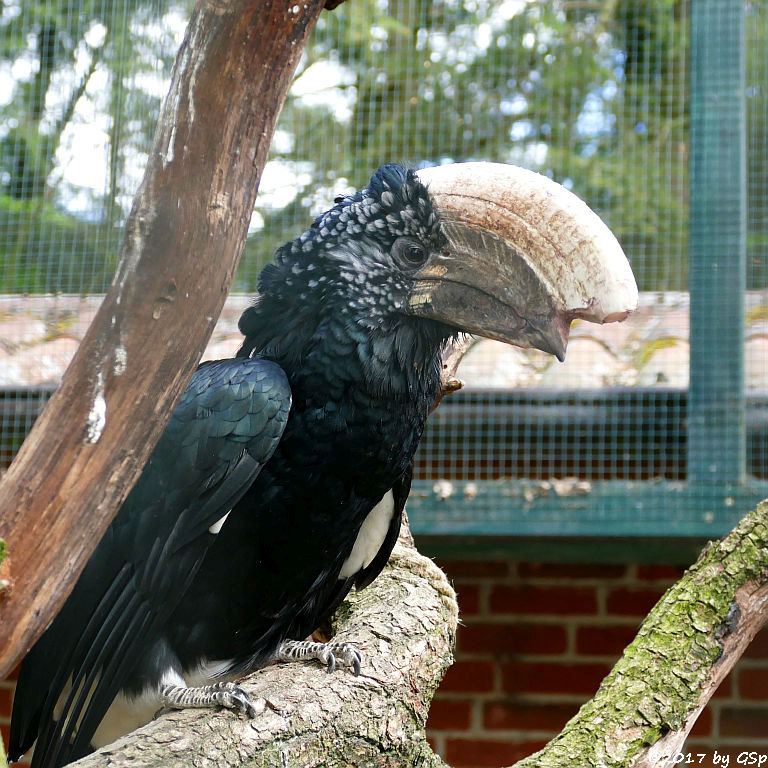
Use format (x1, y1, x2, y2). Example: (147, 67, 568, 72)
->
(208, 511, 230, 535)
(91, 689, 161, 749)
(90, 662, 232, 749)
(338, 490, 395, 579)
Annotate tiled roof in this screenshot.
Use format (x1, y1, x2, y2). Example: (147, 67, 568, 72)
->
(0, 292, 766, 390)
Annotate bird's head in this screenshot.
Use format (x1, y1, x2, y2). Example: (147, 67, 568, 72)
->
(241, 163, 637, 367)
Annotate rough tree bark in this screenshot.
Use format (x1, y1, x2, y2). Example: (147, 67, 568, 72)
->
(0, 0, 326, 679)
(64, 499, 768, 768)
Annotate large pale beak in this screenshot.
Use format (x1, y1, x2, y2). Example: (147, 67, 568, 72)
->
(409, 163, 638, 361)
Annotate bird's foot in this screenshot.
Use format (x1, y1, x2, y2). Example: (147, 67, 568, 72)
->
(159, 680, 264, 718)
(275, 639, 362, 675)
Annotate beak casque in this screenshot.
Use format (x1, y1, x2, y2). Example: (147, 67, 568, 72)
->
(409, 162, 639, 361)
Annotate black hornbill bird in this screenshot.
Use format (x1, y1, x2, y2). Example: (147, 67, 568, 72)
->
(9, 162, 637, 767)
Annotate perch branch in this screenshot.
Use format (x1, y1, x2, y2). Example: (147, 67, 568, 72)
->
(432, 335, 475, 412)
(511, 501, 768, 768)
(68, 500, 768, 768)
(69, 514, 458, 768)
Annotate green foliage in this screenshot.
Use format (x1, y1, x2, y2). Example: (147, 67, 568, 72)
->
(241, 0, 695, 291)
(0, 0, 190, 292)
(0, 194, 121, 292)
(0, 0, 765, 293)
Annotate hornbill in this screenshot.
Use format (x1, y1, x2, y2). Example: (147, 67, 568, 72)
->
(9, 162, 637, 767)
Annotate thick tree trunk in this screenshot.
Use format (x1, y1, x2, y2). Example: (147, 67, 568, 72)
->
(0, 0, 325, 679)
(66, 501, 768, 768)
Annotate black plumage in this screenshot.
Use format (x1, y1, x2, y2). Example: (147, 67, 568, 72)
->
(10, 165, 457, 767)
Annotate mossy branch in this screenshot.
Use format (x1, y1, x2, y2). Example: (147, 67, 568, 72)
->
(512, 501, 768, 768)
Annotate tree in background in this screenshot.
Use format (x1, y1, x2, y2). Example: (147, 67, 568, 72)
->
(0, 0, 183, 292)
(245, 0, 691, 291)
(0, 0, 765, 293)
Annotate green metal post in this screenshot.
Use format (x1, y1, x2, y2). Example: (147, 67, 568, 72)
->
(688, 1, 746, 486)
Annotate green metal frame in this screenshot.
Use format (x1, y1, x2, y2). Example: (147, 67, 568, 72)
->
(688, 0, 747, 487)
(409, 479, 768, 538)
(410, 1, 767, 546)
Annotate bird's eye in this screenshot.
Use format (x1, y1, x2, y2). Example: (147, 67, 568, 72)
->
(393, 238, 429, 270)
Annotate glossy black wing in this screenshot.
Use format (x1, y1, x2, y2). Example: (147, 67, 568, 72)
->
(9, 357, 291, 768)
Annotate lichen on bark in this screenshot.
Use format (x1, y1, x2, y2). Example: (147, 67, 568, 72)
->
(514, 501, 768, 768)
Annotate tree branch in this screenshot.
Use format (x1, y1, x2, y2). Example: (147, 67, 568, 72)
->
(511, 501, 768, 768)
(70, 514, 458, 768)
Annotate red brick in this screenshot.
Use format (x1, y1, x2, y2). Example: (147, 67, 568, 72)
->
(719, 706, 768, 737)
(518, 563, 626, 580)
(606, 587, 664, 617)
(738, 666, 768, 700)
(440, 661, 496, 693)
(459, 623, 567, 656)
(713, 669, 734, 699)
(483, 700, 579, 732)
(438, 560, 509, 579)
(490, 585, 597, 616)
(455, 584, 480, 616)
(444, 738, 546, 768)
(427, 698, 473, 730)
(576, 624, 639, 656)
(501, 661, 610, 696)
(687, 706, 713, 738)
(636, 564, 685, 582)
(744, 627, 768, 659)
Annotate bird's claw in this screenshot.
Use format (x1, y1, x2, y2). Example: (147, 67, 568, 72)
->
(275, 639, 363, 676)
(323, 642, 362, 676)
(159, 680, 264, 718)
(217, 682, 264, 718)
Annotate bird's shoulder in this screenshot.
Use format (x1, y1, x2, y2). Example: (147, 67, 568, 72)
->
(119, 355, 292, 550)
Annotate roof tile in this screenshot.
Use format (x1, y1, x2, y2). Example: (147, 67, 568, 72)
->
(0, 292, 766, 390)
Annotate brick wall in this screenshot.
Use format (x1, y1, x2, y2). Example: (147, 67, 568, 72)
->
(426, 559, 768, 768)
(3, 559, 768, 766)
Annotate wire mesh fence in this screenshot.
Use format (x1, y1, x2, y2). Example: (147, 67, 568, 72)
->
(0, 0, 766, 535)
